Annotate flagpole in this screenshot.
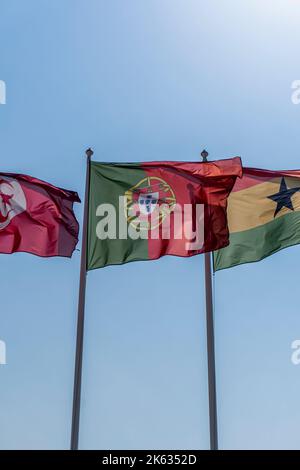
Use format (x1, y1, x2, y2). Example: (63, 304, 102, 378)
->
(70, 147, 93, 450)
(201, 149, 218, 450)
(204, 252, 218, 450)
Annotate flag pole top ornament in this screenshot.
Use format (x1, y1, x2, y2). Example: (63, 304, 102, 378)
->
(86, 148, 94, 159)
(201, 149, 209, 162)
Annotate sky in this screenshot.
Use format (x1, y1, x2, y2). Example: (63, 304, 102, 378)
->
(1, 0, 300, 450)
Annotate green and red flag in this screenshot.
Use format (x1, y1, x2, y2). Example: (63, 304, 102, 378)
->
(87, 158, 242, 269)
(213, 167, 300, 271)
(0, 173, 80, 258)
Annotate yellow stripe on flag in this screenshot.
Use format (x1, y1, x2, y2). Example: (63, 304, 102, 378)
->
(228, 177, 300, 233)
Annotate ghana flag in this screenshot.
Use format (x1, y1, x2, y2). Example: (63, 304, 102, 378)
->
(87, 158, 242, 269)
(213, 167, 300, 271)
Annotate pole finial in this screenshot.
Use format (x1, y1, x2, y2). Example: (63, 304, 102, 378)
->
(201, 149, 209, 162)
(86, 148, 94, 158)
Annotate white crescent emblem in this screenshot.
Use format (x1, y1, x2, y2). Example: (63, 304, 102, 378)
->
(0, 177, 27, 230)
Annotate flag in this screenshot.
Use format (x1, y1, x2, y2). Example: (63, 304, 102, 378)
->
(87, 158, 242, 269)
(0, 172, 80, 257)
(213, 167, 300, 271)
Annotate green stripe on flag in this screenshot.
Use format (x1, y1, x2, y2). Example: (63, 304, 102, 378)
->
(213, 210, 300, 271)
(87, 163, 149, 270)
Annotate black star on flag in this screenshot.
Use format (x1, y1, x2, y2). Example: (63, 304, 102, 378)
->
(268, 177, 300, 217)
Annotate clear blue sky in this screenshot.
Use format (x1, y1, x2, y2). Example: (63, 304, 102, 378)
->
(1, 0, 300, 450)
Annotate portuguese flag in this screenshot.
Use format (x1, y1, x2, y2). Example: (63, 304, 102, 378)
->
(213, 167, 300, 271)
(87, 158, 242, 270)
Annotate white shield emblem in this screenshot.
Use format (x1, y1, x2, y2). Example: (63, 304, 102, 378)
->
(138, 192, 159, 215)
(0, 176, 27, 230)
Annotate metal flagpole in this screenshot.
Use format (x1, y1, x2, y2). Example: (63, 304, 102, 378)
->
(70, 147, 93, 450)
(201, 149, 219, 450)
(204, 252, 218, 450)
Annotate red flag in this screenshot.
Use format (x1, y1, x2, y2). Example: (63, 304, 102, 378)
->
(0, 173, 80, 258)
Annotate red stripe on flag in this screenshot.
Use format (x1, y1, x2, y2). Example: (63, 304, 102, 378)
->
(232, 167, 300, 192)
(139, 158, 241, 258)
